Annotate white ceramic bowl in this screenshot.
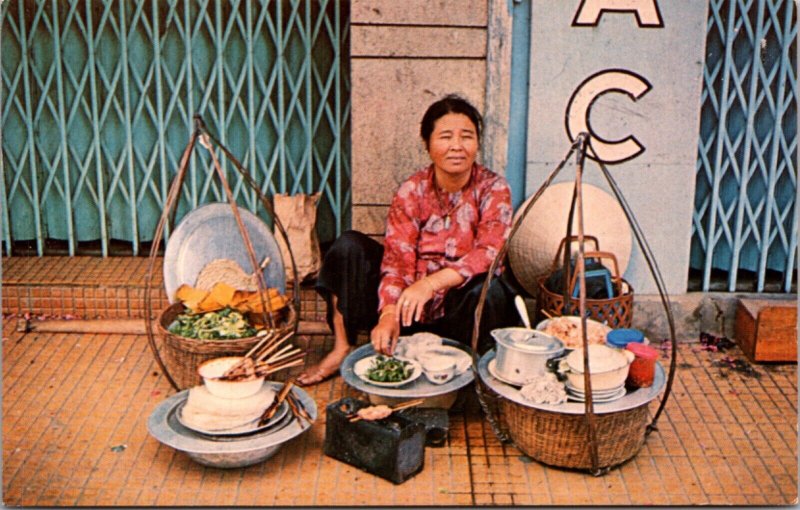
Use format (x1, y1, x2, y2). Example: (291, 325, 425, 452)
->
(421, 356, 457, 385)
(565, 344, 635, 391)
(197, 356, 265, 399)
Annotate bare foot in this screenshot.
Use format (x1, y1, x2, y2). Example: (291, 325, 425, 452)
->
(296, 346, 350, 386)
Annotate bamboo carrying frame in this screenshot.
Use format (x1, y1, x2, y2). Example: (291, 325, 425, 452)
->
(470, 134, 678, 475)
(144, 116, 301, 391)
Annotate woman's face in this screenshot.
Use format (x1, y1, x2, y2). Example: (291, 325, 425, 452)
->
(426, 113, 479, 178)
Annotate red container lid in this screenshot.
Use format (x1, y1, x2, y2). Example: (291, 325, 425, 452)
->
(626, 342, 659, 360)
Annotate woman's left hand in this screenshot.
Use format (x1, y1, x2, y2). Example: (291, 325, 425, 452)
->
(396, 278, 436, 327)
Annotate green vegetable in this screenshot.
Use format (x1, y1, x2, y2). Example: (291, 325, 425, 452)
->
(168, 307, 256, 340)
(366, 355, 412, 383)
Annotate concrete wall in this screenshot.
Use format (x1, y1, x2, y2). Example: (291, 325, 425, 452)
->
(524, 1, 709, 295)
(350, 0, 489, 236)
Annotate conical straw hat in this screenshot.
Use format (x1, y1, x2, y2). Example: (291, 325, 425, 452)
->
(508, 182, 632, 296)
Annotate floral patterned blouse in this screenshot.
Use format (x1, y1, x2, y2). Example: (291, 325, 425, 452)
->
(378, 163, 513, 321)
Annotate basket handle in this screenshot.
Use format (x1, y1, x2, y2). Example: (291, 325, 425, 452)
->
(550, 235, 600, 272)
(566, 250, 621, 296)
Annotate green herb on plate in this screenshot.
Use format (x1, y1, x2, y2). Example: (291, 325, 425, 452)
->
(366, 355, 413, 383)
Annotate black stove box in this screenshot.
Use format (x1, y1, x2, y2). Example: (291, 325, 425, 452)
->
(323, 397, 425, 484)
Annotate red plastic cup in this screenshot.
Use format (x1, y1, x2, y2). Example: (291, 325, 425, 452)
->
(625, 343, 659, 388)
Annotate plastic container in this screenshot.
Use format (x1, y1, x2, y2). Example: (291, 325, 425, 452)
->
(625, 343, 659, 388)
(606, 328, 645, 349)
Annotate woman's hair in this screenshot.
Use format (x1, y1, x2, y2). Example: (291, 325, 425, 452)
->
(420, 94, 483, 149)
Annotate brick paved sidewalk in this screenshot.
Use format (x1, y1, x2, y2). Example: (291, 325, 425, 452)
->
(2, 257, 797, 506)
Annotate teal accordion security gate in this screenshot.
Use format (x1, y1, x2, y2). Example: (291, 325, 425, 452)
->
(1, 0, 350, 256)
(692, 0, 797, 292)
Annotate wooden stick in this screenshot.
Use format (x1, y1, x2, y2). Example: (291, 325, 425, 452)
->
(348, 398, 425, 422)
(255, 332, 295, 362)
(287, 393, 312, 422)
(256, 351, 305, 370)
(541, 309, 555, 319)
(15, 317, 330, 336)
(258, 358, 304, 376)
(259, 381, 294, 425)
(244, 330, 276, 358)
(266, 347, 302, 365)
(221, 331, 277, 377)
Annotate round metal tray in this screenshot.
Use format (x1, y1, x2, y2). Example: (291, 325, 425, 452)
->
(163, 203, 286, 302)
(341, 339, 474, 399)
(147, 382, 316, 468)
(477, 349, 665, 415)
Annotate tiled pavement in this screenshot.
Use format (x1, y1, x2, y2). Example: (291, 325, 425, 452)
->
(2, 257, 798, 506)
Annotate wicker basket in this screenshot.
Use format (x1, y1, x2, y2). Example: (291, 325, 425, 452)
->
(537, 249, 634, 328)
(157, 302, 297, 389)
(477, 378, 648, 469)
(537, 276, 634, 328)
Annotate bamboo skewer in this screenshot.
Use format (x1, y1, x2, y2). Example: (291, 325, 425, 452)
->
(255, 332, 295, 362)
(348, 398, 426, 423)
(222, 330, 277, 377)
(217, 330, 301, 380)
(222, 354, 305, 380)
(267, 347, 303, 365)
(259, 381, 294, 425)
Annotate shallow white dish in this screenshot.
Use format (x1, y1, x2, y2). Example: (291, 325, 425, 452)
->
(417, 345, 472, 374)
(566, 385, 626, 403)
(353, 355, 422, 388)
(487, 358, 525, 387)
(176, 399, 290, 437)
(565, 381, 625, 398)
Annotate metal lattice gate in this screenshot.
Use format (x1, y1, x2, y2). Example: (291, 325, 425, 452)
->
(1, 0, 351, 256)
(692, 0, 797, 292)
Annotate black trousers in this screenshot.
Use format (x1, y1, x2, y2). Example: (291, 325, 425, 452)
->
(315, 230, 522, 350)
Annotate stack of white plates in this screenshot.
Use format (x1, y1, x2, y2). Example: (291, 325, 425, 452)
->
(565, 382, 626, 403)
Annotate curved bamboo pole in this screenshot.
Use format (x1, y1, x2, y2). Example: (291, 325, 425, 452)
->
(470, 132, 679, 475)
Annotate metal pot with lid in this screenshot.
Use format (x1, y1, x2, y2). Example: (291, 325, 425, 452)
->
(490, 327, 565, 386)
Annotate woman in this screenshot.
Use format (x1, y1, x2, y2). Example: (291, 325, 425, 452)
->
(297, 94, 521, 386)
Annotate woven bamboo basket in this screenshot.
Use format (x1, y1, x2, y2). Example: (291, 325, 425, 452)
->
(144, 117, 301, 391)
(537, 245, 634, 328)
(536, 276, 634, 328)
(476, 377, 648, 469)
(157, 302, 297, 389)
(470, 134, 678, 475)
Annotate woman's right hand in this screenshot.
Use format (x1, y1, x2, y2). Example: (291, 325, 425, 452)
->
(370, 308, 400, 355)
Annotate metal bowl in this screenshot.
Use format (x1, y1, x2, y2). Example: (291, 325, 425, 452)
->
(147, 382, 316, 469)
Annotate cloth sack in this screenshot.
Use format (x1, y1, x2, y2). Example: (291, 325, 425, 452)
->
(274, 193, 322, 283)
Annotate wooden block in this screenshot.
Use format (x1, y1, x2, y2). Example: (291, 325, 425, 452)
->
(734, 298, 797, 363)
